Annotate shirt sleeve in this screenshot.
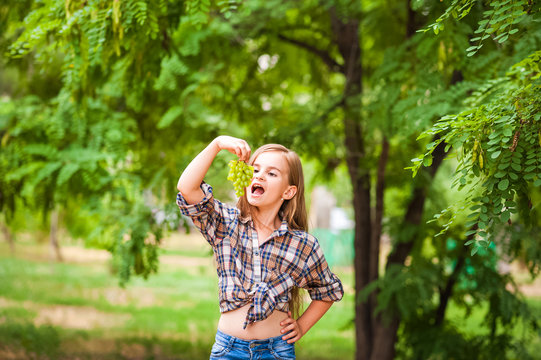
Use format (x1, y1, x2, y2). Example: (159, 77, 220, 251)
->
(176, 182, 236, 247)
(302, 238, 344, 302)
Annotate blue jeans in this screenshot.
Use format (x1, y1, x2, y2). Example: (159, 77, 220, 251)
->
(209, 329, 296, 360)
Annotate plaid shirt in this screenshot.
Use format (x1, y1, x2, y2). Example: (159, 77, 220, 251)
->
(176, 183, 343, 329)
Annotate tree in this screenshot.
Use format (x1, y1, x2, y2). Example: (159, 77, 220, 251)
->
(2, 0, 539, 359)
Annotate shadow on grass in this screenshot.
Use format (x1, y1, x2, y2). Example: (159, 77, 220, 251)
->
(0, 319, 213, 360)
(0, 321, 60, 360)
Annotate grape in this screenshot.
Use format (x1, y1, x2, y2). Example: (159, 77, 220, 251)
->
(228, 160, 254, 197)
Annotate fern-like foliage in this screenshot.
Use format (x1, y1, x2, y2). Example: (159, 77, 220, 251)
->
(411, 50, 541, 254)
(419, 0, 537, 56)
(3, 0, 212, 284)
(466, 0, 529, 56)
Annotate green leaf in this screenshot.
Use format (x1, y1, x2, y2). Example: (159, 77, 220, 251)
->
(491, 150, 502, 159)
(504, 200, 516, 207)
(501, 210, 510, 223)
(498, 179, 509, 191)
(158, 106, 183, 129)
(423, 155, 433, 167)
(57, 163, 80, 186)
(465, 220, 478, 228)
(510, 163, 521, 171)
(35, 162, 63, 185)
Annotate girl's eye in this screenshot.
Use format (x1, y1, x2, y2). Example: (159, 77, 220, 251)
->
(254, 169, 259, 173)
(269, 172, 276, 177)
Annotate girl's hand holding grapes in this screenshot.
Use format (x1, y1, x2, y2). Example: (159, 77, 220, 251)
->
(214, 136, 253, 197)
(215, 136, 251, 162)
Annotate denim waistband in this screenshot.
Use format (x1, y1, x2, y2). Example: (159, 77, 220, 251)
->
(215, 329, 291, 350)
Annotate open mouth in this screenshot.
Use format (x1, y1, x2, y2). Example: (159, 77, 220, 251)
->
(251, 184, 265, 196)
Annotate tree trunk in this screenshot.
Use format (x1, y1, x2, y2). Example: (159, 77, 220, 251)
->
(1, 222, 15, 254)
(290, 4, 449, 359)
(329, 9, 376, 360)
(347, 124, 373, 360)
(370, 139, 448, 359)
(49, 209, 63, 262)
(435, 229, 470, 326)
(370, 137, 389, 302)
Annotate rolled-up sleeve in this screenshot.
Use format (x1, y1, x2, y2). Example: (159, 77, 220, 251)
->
(302, 239, 344, 302)
(176, 182, 234, 247)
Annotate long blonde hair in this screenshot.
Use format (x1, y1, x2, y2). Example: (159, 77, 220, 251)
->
(237, 144, 307, 318)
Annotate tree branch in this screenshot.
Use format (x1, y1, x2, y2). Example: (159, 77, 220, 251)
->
(435, 232, 470, 326)
(386, 136, 449, 267)
(277, 34, 344, 73)
(371, 136, 389, 282)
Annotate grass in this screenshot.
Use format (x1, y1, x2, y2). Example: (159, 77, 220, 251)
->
(0, 235, 539, 359)
(0, 237, 354, 359)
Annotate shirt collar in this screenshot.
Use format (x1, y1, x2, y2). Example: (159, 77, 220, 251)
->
(275, 219, 289, 237)
(239, 213, 290, 237)
(239, 213, 252, 224)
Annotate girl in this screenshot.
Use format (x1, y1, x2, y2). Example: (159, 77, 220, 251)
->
(176, 136, 343, 360)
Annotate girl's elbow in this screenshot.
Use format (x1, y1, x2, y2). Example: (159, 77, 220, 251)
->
(177, 181, 192, 194)
(177, 182, 201, 199)
(176, 175, 192, 193)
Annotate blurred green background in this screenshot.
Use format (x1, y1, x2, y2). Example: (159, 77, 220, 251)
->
(1, 0, 540, 359)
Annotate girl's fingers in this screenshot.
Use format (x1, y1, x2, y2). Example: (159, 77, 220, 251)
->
(239, 147, 247, 161)
(280, 318, 293, 327)
(282, 329, 297, 340)
(240, 142, 251, 161)
(281, 323, 296, 334)
(216, 136, 251, 161)
(230, 141, 249, 162)
(284, 331, 301, 343)
(286, 336, 299, 344)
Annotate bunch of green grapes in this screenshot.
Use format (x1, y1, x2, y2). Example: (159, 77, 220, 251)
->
(227, 160, 254, 197)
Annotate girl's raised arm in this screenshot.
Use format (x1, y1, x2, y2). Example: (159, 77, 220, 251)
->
(177, 136, 251, 204)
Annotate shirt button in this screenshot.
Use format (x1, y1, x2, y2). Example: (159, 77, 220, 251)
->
(254, 251, 259, 256)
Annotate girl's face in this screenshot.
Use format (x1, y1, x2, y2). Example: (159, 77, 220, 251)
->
(247, 151, 296, 209)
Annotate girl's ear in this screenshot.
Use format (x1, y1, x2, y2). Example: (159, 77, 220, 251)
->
(283, 185, 297, 200)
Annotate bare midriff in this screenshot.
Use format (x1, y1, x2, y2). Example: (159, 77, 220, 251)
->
(217, 303, 289, 340)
